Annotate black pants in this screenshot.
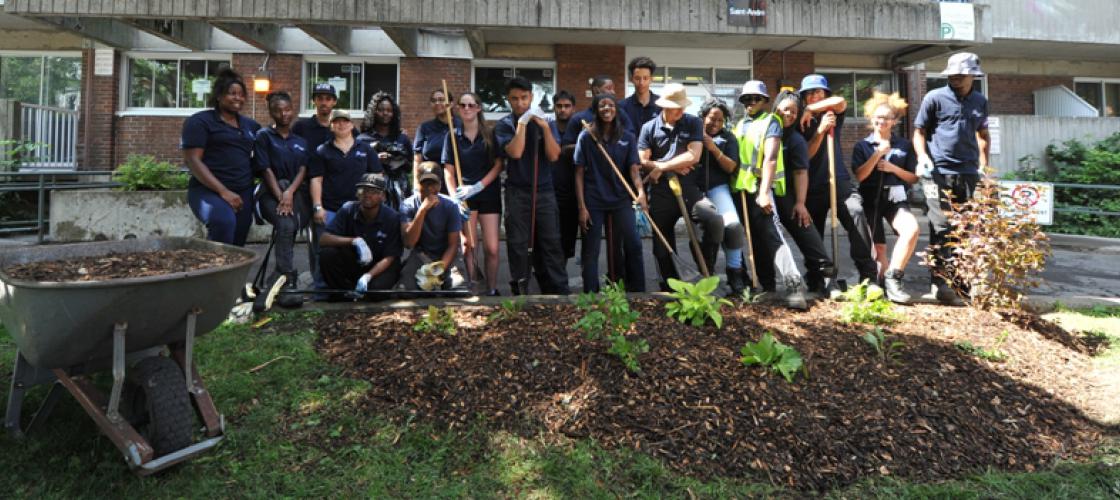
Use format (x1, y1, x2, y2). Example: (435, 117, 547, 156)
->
(647, 181, 722, 288)
(319, 246, 401, 290)
(505, 185, 570, 294)
(256, 181, 311, 276)
(925, 172, 979, 285)
(774, 192, 834, 288)
(557, 192, 580, 261)
(738, 189, 805, 292)
(806, 184, 878, 282)
(582, 204, 645, 293)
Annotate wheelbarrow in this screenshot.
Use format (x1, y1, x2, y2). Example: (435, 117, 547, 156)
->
(0, 237, 258, 475)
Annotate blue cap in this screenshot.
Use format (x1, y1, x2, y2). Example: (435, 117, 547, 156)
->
(312, 82, 337, 98)
(798, 74, 830, 95)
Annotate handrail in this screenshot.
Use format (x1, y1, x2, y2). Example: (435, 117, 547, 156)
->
(0, 171, 121, 242)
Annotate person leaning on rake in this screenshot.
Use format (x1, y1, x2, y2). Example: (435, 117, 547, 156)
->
(317, 173, 403, 297)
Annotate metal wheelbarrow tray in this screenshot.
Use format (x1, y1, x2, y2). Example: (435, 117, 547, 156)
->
(0, 237, 258, 475)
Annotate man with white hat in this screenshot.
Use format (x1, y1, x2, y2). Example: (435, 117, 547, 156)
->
(638, 83, 725, 290)
(913, 52, 990, 305)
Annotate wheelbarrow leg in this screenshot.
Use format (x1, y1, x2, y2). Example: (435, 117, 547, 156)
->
(171, 307, 224, 438)
(5, 350, 58, 438)
(107, 322, 128, 422)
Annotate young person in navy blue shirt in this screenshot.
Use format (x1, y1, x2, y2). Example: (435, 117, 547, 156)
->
(181, 67, 260, 246)
(550, 90, 582, 267)
(495, 76, 570, 295)
(292, 83, 354, 153)
(253, 91, 310, 306)
(852, 92, 920, 304)
(574, 94, 647, 293)
(412, 88, 460, 193)
(398, 163, 466, 290)
(562, 75, 634, 148)
(620, 56, 661, 138)
(358, 92, 412, 210)
(695, 98, 748, 296)
(913, 52, 991, 305)
(309, 109, 383, 226)
(319, 174, 402, 295)
(441, 92, 503, 296)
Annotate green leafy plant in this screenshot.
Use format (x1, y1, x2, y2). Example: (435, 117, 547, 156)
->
(665, 276, 733, 328)
(413, 306, 456, 335)
(740, 332, 804, 383)
(838, 280, 901, 325)
(862, 327, 905, 365)
(486, 298, 525, 324)
(112, 154, 189, 191)
(0, 139, 44, 172)
(924, 177, 1052, 310)
(575, 281, 648, 373)
(1017, 133, 1120, 237)
(954, 330, 1009, 362)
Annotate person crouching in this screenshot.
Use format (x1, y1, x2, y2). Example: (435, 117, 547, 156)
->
(318, 173, 403, 296)
(399, 162, 468, 290)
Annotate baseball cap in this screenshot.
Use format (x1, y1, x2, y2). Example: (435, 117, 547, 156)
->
(312, 83, 337, 98)
(329, 109, 351, 122)
(417, 162, 442, 185)
(356, 173, 387, 191)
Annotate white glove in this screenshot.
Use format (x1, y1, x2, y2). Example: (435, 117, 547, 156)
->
(355, 273, 371, 293)
(517, 109, 535, 125)
(352, 238, 373, 266)
(916, 156, 935, 179)
(455, 183, 485, 200)
(416, 261, 447, 291)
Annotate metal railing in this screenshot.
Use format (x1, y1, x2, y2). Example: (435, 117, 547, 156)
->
(1044, 182, 1120, 218)
(0, 171, 120, 243)
(19, 104, 79, 170)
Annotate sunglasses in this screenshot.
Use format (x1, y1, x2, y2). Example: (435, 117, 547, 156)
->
(457, 102, 479, 109)
(740, 95, 766, 104)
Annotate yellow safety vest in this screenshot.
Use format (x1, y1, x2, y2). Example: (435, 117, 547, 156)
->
(732, 112, 786, 196)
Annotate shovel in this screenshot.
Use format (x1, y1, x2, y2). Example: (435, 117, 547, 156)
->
(668, 173, 710, 278)
(826, 131, 847, 292)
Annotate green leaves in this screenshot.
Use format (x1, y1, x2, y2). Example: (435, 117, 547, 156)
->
(839, 281, 901, 325)
(576, 281, 648, 373)
(862, 328, 905, 365)
(740, 332, 804, 383)
(413, 306, 457, 335)
(486, 298, 525, 325)
(665, 276, 733, 328)
(112, 154, 189, 191)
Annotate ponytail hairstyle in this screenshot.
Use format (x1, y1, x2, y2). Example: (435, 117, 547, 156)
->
(589, 93, 623, 144)
(208, 66, 246, 109)
(458, 92, 496, 163)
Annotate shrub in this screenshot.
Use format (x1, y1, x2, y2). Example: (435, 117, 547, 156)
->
(113, 155, 189, 191)
(1016, 133, 1120, 237)
(740, 332, 804, 383)
(413, 306, 456, 335)
(838, 281, 901, 325)
(954, 330, 1009, 362)
(665, 276, 732, 328)
(575, 281, 648, 373)
(923, 178, 1052, 310)
(486, 298, 525, 324)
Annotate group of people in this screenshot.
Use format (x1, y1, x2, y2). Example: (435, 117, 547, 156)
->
(180, 51, 990, 309)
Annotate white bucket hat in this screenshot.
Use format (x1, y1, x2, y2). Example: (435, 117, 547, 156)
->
(942, 52, 984, 76)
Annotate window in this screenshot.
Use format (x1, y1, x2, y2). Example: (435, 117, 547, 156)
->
(473, 62, 556, 116)
(1074, 79, 1120, 117)
(0, 54, 82, 109)
(625, 66, 752, 121)
(818, 71, 896, 118)
(126, 55, 229, 109)
(304, 60, 398, 113)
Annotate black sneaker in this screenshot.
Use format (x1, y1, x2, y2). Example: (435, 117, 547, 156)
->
(726, 267, 746, 297)
(784, 288, 809, 310)
(253, 272, 288, 313)
(277, 272, 304, 309)
(884, 269, 910, 304)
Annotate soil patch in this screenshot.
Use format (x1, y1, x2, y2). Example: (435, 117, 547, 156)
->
(3, 249, 237, 282)
(316, 301, 1113, 492)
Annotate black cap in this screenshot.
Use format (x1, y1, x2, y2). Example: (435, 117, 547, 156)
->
(356, 173, 387, 191)
(312, 83, 337, 98)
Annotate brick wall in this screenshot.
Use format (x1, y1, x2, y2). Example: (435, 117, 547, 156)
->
(987, 74, 1074, 115)
(752, 51, 814, 100)
(398, 57, 471, 137)
(555, 44, 626, 110)
(234, 53, 304, 125)
(114, 117, 186, 166)
(78, 48, 118, 170)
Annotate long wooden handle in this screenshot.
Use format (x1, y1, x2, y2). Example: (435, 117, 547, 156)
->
(827, 131, 839, 229)
(441, 79, 476, 250)
(739, 190, 761, 289)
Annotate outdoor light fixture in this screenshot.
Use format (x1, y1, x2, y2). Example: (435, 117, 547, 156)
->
(253, 74, 271, 93)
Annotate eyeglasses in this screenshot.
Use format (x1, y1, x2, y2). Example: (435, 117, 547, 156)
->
(457, 102, 479, 109)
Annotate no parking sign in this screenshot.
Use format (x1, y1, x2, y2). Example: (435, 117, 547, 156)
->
(999, 181, 1054, 225)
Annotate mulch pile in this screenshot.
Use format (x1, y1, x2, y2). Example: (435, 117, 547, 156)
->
(3, 249, 237, 282)
(316, 301, 1111, 492)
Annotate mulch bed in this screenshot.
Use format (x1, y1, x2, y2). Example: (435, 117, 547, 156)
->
(316, 300, 1111, 492)
(3, 249, 237, 282)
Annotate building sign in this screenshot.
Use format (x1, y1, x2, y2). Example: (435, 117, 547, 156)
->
(987, 116, 1001, 155)
(94, 49, 114, 76)
(939, 0, 975, 41)
(999, 181, 1054, 225)
(328, 77, 347, 93)
(191, 79, 211, 101)
(728, 0, 767, 28)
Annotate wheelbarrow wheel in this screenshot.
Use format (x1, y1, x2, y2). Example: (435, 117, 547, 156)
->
(124, 356, 194, 457)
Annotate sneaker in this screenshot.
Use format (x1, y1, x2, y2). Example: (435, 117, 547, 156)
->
(726, 267, 746, 297)
(277, 272, 304, 309)
(784, 288, 809, 311)
(935, 282, 965, 306)
(883, 269, 910, 304)
(253, 272, 287, 313)
(486, 288, 500, 297)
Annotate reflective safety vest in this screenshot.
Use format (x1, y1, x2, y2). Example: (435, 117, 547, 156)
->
(732, 112, 786, 196)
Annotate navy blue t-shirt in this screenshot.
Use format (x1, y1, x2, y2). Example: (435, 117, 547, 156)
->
(495, 113, 561, 191)
(326, 201, 403, 262)
(851, 134, 917, 188)
(638, 113, 705, 198)
(782, 126, 811, 189)
(619, 92, 661, 138)
(292, 116, 355, 153)
(399, 193, 463, 257)
(180, 109, 261, 192)
(799, 112, 849, 191)
(440, 127, 500, 203)
(413, 118, 460, 163)
(914, 85, 989, 174)
(252, 127, 308, 185)
(697, 129, 740, 190)
(562, 107, 634, 146)
(573, 129, 639, 211)
(309, 140, 383, 212)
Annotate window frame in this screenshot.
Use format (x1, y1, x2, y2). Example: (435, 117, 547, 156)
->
(623, 65, 754, 122)
(815, 68, 898, 120)
(301, 55, 401, 119)
(470, 59, 557, 121)
(117, 52, 232, 117)
(1072, 77, 1120, 117)
(0, 50, 83, 110)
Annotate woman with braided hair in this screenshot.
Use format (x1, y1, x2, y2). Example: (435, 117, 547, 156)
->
(852, 91, 920, 303)
(359, 91, 412, 210)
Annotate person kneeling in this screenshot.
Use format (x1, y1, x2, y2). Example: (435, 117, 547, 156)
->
(318, 174, 402, 298)
(399, 162, 468, 290)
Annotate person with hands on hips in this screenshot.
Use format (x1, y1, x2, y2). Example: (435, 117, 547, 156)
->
(180, 67, 261, 246)
(398, 162, 467, 290)
(318, 174, 402, 297)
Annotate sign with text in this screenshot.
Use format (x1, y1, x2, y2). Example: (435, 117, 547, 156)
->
(940, 1, 975, 41)
(987, 116, 1001, 155)
(728, 0, 767, 28)
(999, 181, 1054, 225)
(94, 49, 114, 76)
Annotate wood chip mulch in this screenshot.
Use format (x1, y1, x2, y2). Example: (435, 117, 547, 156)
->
(316, 301, 1112, 492)
(3, 249, 238, 282)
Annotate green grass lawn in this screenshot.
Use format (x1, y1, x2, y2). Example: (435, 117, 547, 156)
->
(1, 310, 1118, 499)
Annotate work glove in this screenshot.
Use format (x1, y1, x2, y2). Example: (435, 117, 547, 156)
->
(352, 238, 373, 266)
(450, 195, 471, 221)
(634, 203, 652, 238)
(355, 273, 371, 293)
(517, 108, 542, 125)
(416, 261, 447, 291)
(916, 156, 935, 179)
(455, 182, 485, 200)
